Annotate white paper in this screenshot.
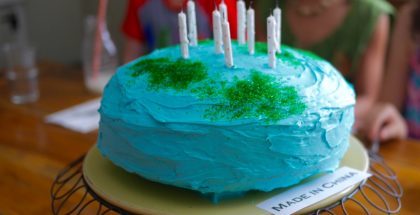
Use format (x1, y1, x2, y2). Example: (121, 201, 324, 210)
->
(45, 98, 101, 133)
(257, 167, 371, 215)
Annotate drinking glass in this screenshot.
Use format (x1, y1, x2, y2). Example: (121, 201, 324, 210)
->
(82, 16, 117, 93)
(3, 43, 39, 104)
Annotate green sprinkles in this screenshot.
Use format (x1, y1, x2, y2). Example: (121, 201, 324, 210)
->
(130, 58, 207, 91)
(129, 54, 306, 122)
(206, 70, 306, 122)
(198, 39, 213, 45)
(280, 52, 303, 67)
(191, 82, 219, 98)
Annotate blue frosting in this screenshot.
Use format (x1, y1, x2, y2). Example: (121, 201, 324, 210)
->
(97, 41, 355, 202)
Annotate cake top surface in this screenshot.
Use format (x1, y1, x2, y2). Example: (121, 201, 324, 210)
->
(101, 41, 355, 125)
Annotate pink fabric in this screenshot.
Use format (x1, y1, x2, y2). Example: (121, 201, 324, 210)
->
(405, 48, 420, 139)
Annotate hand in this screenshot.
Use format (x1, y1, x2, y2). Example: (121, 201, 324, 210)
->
(363, 103, 408, 141)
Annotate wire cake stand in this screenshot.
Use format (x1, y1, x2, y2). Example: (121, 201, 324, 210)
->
(51, 143, 402, 215)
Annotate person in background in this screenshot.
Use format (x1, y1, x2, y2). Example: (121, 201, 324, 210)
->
(255, 0, 393, 132)
(122, 0, 238, 63)
(363, 0, 420, 141)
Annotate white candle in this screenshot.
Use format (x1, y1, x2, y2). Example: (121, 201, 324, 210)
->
(267, 16, 277, 68)
(178, 11, 189, 59)
(219, 0, 228, 22)
(247, 7, 255, 55)
(237, 0, 246, 45)
(213, 9, 223, 54)
(222, 20, 234, 67)
(187, 0, 198, 46)
(273, 7, 282, 53)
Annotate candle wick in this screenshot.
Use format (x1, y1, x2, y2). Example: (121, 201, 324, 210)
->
(276, 0, 279, 8)
(249, 1, 253, 9)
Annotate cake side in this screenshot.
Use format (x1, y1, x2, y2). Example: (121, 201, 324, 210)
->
(97, 41, 355, 198)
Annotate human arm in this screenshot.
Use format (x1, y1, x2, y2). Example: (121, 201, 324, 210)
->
(380, 3, 415, 110)
(354, 14, 390, 128)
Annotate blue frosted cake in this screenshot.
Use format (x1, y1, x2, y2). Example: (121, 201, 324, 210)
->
(97, 41, 355, 202)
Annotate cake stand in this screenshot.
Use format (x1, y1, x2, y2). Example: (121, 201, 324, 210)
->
(51, 137, 402, 214)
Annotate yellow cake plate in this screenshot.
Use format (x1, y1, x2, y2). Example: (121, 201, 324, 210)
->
(83, 136, 368, 215)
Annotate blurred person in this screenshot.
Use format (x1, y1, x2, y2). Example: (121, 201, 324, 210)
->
(255, 0, 393, 131)
(122, 0, 238, 63)
(363, 0, 420, 141)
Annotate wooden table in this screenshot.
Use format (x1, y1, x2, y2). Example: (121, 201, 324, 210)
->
(0, 63, 419, 215)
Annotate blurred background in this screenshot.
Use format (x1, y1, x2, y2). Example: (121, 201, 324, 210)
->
(0, 0, 125, 66)
(0, 0, 409, 67)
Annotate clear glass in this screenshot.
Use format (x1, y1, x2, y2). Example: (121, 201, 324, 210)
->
(3, 43, 39, 104)
(82, 15, 118, 93)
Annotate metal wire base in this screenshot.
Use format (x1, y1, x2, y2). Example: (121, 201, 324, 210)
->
(51, 152, 402, 215)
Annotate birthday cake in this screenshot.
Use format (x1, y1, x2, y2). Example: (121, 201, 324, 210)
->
(97, 41, 355, 202)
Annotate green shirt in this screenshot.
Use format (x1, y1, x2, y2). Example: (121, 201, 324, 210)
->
(256, 0, 394, 81)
